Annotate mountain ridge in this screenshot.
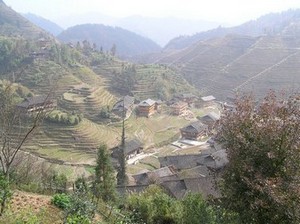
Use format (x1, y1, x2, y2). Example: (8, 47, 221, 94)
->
(57, 23, 162, 57)
(165, 9, 300, 50)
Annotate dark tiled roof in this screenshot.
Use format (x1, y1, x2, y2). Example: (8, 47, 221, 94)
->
(181, 121, 208, 133)
(113, 95, 134, 111)
(133, 166, 177, 185)
(159, 154, 207, 170)
(17, 95, 50, 108)
(159, 150, 228, 171)
(184, 177, 220, 198)
(200, 112, 220, 122)
(124, 139, 143, 155)
(161, 179, 186, 199)
(161, 176, 220, 199)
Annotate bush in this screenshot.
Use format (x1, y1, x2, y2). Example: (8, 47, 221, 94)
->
(51, 193, 71, 209)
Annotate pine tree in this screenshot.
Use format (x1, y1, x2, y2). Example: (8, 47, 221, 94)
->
(117, 99, 128, 186)
(93, 143, 116, 202)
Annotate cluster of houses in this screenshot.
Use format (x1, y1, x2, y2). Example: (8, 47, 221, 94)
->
(111, 93, 225, 198)
(112, 94, 217, 118)
(117, 145, 227, 199)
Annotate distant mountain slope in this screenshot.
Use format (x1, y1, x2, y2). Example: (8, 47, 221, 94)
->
(57, 24, 161, 57)
(23, 13, 63, 36)
(152, 29, 300, 100)
(0, 0, 47, 39)
(165, 9, 300, 50)
(116, 16, 220, 46)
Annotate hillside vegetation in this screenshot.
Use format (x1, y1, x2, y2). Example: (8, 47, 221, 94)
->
(57, 23, 161, 57)
(0, 0, 48, 39)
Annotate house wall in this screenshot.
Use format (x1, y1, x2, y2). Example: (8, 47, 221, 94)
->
(180, 130, 205, 140)
(138, 104, 156, 117)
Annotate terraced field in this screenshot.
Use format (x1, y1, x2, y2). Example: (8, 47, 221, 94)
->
(152, 34, 300, 100)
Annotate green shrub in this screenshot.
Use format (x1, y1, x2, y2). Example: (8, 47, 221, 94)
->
(51, 193, 71, 209)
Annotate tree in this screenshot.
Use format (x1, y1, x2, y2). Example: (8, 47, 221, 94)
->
(217, 92, 300, 223)
(93, 143, 116, 202)
(116, 102, 128, 187)
(0, 81, 48, 215)
(110, 43, 116, 56)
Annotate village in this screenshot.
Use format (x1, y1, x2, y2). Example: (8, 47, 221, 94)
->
(15, 90, 230, 198)
(110, 93, 230, 198)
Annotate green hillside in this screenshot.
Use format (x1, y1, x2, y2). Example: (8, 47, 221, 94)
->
(0, 0, 48, 39)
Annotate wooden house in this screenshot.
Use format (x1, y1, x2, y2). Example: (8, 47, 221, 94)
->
(111, 139, 143, 160)
(197, 95, 216, 108)
(180, 121, 208, 140)
(17, 95, 56, 113)
(137, 99, 157, 117)
(170, 101, 188, 115)
(112, 95, 135, 118)
(199, 112, 220, 130)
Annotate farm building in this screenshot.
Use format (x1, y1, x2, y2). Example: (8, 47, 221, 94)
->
(170, 101, 188, 115)
(111, 139, 143, 160)
(180, 121, 208, 140)
(199, 112, 220, 129)
(137, 98, 157, 117)
(112, 95, 135, 118)
(196, 95, 216, 108)
(17, 95, 56, 113)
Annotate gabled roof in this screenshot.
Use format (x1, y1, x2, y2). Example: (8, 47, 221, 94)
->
(133, 166, 177, 185)
(17, 95, 52, 108)
(159, 154, 208, 170)
(138, 99, 156, 107)
(161, 176, 220, 199)
(200, 112, 220, 122)
(201, 95, 216, 102)
(113, 95, 134, 111)
(181, 121, 208, 133)
(159, 149, 228, 171)
(124, 139, 143, 155)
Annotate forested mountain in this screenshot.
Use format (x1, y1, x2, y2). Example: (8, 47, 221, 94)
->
(165, 9, 300, 50)
(23, 13, 64, 36)
(57, 24, 161, 57)
(0, 0, 48, 39)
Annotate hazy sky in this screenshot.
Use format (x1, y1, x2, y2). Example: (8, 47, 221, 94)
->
(4, 0, 300, 25)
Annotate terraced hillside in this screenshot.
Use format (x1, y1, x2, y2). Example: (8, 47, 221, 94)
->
(94, 62, 198, 101)
(152, 32, 300, 100)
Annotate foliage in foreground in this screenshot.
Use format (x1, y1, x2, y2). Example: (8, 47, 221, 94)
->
(218, 92, 300, 224)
